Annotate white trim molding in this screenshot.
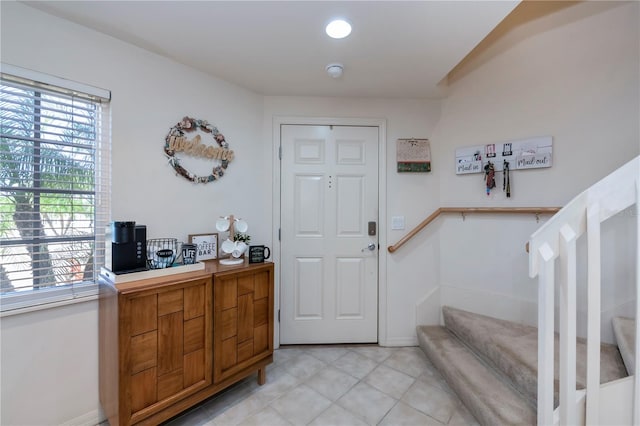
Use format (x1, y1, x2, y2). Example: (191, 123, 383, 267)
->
(272, 116, 388, 346)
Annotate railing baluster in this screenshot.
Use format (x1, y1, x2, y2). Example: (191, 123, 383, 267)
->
(635, 181, 640, 426)
(586, 204, 601, 424)
(537, 242, 555, 426)
(559, 224, 578, 425)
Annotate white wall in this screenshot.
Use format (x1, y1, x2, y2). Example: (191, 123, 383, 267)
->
(430, 1, 639, 334)
(1, 3, 264, 425)
(0, 301, 99, 426)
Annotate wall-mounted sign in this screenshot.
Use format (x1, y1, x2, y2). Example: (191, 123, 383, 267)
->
(455, 136, 552, 175)
(397, 138, 431, 172)
(164, 116, 235, 183)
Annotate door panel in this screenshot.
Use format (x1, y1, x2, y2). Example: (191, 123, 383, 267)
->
(336, 258, 364, 319)
(280, 125, 378, 344)
(336, 176, 364, 235)
(294, 258, 323, 319)
(295, 175, 324, 235)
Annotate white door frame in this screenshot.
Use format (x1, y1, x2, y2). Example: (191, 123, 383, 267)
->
(272, 116, 388, 349)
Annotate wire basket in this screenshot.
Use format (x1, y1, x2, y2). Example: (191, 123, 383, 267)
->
(147, 238, 178, 269)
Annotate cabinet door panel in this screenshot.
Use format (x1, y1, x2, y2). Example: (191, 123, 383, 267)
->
(254, 324, 269, 354)
(130, 331, 157, 374)
(213, 264, 273, 383)
(237, 294, 254, 343)
(254, 272, 269, 299)
(158, 311, 184, 375)
(183, 317, 205, 354)
(184, 284, 205, 319)
(131, 367, 157, 413)
(237, 340, 254, 362)
(130, 294, 157, 336)
(238, 275, 254, 295)
(221, 337, 237, 370)
(253, 298, 268, 328)
(124, 276, 212, 424)
(221, 308, 237, 340)
(157, 369, 183, 401)
(158, 289, 183, 316)
(183, 349, 205, 387)
(220, 278, 237, 310)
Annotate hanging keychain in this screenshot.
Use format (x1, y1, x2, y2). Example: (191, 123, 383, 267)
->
(503, 160, 511, 198)
(484, 161, 496, 196)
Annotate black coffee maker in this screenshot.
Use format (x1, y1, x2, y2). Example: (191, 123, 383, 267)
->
(106, 221, 148, 274)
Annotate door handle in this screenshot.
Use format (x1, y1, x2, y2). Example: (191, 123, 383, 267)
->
(362, 243, 376, 252)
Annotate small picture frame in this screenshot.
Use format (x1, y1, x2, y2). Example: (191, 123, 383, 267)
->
(188, 233, 218, 261)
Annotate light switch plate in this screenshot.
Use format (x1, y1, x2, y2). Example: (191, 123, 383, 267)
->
(391, 216, 405, 230)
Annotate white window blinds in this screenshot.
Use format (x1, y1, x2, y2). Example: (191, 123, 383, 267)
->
(0, 65, 111, 313)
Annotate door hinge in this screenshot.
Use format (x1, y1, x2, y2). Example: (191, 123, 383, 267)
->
(279, 146, 282, 160)
(278, 309, 280, 322)
(278, 228, 281, 241)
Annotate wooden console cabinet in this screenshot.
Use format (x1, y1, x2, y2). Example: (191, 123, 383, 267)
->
(99, 261, 274, 425)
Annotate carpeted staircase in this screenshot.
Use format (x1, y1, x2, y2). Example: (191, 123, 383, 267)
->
(612, 316, 636, 375)
(416, 306, 632, 425)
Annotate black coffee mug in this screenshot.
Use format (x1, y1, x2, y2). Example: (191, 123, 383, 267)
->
(181, 243, 197, 265)
(248, 245, 271, 263)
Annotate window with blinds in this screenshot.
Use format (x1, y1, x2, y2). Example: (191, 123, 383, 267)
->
(0, 65, 111, 312)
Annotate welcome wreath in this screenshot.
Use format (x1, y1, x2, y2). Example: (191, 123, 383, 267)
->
(164, 116, 234, 183)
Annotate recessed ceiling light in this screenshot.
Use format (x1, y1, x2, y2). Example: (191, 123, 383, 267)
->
(326, 19, 351, 39)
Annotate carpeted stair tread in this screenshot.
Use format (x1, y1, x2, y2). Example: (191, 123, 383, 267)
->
(417, 325, 536, 426)
(442, 306, 628, 408)
(612, 316, 636, 375)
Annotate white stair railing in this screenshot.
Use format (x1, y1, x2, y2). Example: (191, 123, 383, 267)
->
(528, 156, 639, 425)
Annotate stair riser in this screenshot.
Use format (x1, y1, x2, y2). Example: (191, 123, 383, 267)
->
(417, 325, 536, 425)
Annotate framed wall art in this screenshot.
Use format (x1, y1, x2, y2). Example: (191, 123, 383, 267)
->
(397, 138, 431, 172)
(188, 233, 218, 261)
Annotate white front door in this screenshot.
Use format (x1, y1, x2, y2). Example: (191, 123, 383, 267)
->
(280, 125, 379, 344)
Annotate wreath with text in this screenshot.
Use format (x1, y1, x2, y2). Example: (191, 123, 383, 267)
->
(164, 116, 234, 183)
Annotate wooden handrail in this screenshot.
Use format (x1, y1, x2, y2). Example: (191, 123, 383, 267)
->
(387, 207, 561, 253)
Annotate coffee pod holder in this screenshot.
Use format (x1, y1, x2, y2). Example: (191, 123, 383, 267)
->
(216, 214, 248, 265)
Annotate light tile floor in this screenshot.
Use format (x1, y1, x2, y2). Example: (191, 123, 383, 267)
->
(163, 345, 480, 426)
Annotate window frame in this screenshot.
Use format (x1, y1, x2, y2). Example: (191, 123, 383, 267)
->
(0, 64, 111, 315)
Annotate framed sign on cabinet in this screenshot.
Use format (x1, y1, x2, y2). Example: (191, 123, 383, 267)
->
(188, 233, 218, 261)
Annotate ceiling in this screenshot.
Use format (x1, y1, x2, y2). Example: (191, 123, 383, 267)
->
(22, 1, 520, 99)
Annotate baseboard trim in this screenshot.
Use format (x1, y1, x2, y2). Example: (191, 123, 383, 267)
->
(381, 337, 418, 347)
(60, 409, 102, 426)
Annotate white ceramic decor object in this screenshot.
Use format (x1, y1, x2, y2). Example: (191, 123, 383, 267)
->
(232, 241, 248, 258)
(221, 238, 235, 253)
(235, 219, 248, 233)
(216, 217, 230, 232)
